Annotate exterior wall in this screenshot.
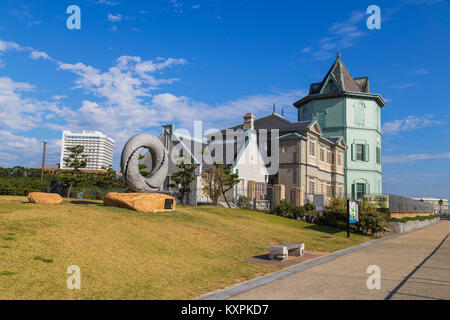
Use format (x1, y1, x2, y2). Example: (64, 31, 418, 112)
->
(298, 97, 345, 129)
(278, 133, 345, 205)
(60, 130, 115, 170)
(233, 131, 270, 202)
(234, 132, 269, 184)
(299, 96, 383, 198)
(345, 98, 382, 197)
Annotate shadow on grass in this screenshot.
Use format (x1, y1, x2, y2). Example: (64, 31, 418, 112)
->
(70, 201, 101, 205)
(305, 224, 343, 235)
(34, 256, 53, 263)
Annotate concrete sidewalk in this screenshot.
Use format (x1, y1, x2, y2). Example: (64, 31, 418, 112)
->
(209, 221, 450, 300)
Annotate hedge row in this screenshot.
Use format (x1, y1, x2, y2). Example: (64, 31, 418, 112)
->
(390, 215, 437, 223)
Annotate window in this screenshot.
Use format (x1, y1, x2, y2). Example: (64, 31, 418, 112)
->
(356, 183, 365, 200)
(310, 141, 316, 157)
(327, 185, 332, 198)
(309, 180, 315, 195)
(325, 80, 338, 93)
(353, 143, 369, 161)
(338, 153, 342, 166)
(354, 101, 366, 126)
(327, 151, 332, 164)
(376, 147, 381, 164)
(320, 148, 325, 161)
(356, 144, 364, 161)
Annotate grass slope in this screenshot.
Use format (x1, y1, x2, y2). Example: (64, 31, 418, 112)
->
(0, 196, 372, 299)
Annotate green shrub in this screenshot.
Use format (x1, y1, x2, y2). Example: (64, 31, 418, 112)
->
(293, 206, 306, 219)
(237, 196, 251, 209)
(304, 202, 316, 215)
(0, 168, 127, 200)
(317, 198, 346, 227)
(357, 201, 387, 235)
(390, 215, 437, 223)
(317, 199, 387, 235)
(274, 200, 295, 218)
(325, 198, 346, 214)
(359, 211, 387, 235)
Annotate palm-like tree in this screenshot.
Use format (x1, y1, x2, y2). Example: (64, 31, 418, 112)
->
(438, 199, 444, 215)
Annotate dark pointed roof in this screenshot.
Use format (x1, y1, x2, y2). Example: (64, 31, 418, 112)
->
(309, 53, 370, 95)
(295, 53, 385, 108)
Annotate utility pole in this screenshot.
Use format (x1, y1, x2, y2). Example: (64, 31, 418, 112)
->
(40, 135, 47, 192)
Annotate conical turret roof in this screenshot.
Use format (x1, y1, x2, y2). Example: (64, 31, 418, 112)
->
(309, 52, 370, 95)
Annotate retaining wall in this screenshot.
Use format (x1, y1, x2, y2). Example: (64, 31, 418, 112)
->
(389, 217, 440, 234)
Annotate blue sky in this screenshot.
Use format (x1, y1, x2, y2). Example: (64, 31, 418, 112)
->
(0, 0, 449, 199)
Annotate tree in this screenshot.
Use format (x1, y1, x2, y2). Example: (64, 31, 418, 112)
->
(219, 167, 240, 208)
(201, 164, 240, 208)
(0, 167, 10, 177)
(170, 161, 197, 204)
(63, 145, 88, 174)
(62, 145, 89, 197)
(10, 166, 27, 177)
(138, 154, 151, 177)
(202, 166, 222, 206)
(438, 199, 444, 215)
(98, 166, 124, 189)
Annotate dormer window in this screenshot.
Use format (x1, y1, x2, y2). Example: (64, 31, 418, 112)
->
(325, 80, 338, 93)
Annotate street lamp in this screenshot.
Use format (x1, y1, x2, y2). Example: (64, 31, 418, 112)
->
(40, 135, 47, 192)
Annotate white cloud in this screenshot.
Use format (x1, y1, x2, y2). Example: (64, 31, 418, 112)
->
(51, 95, 67, 100)
(107, 13, 123, 22)
(389, 83, 417, 90)
(382, 114, 444, 135)
(410, 68, 429, 75)
(54, 55, 305, 154)
(0, 37, 307, 168)
(192, 4, 201, 9)
(301, 46, 311, 54)
(0, 39, 21, 52)
(402, 0, 444, 4)
(96, 0, 120, 5)
(303, 11, 367, 61)
(0, 39, 55, 66)
(30, 50, 51, 60)
(384, 152, 450, 164)
(0, 77, 40, 130)
(171, 0, 184, 13)
(0, 130, 41, 167)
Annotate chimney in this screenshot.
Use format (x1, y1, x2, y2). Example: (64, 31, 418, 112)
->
(162, 124, 175, 149)
(243, 113, 255, 130)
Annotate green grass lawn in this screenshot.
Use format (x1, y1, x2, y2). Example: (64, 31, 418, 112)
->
(0, 195, 373, 300)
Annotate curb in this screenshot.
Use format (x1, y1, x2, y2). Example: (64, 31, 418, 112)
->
(198, 222, 443, 300)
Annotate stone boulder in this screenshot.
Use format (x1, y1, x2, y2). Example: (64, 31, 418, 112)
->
(28, 192, 63, 205)
(103, 192, 176, 213)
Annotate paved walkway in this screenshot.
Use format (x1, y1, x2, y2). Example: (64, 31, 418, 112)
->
(206, 221, 450, 300)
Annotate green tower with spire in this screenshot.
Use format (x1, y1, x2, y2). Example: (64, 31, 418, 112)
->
(293, 52, 386, 199)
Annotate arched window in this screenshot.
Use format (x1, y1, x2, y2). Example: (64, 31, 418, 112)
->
(354, 101, 365, 126)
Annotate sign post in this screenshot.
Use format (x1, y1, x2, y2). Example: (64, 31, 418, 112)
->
(347, 199, 359, 238)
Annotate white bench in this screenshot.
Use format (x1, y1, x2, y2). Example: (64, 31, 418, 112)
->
(269, 243, 305, 261)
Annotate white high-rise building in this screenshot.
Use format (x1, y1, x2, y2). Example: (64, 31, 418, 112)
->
(412, 197, 449, 215)
(60, 130, 115, 171)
